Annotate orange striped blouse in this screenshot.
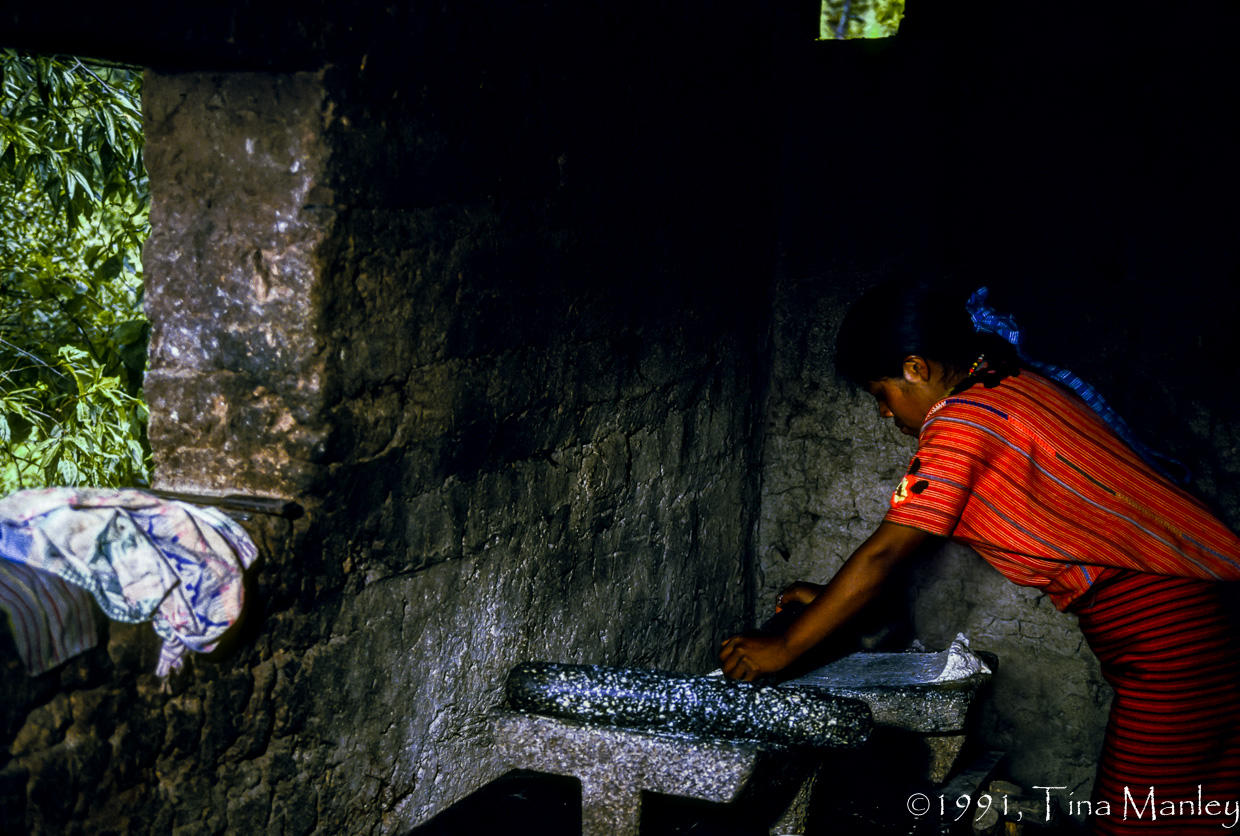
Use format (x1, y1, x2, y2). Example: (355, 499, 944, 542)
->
(883, 370, 1240, 610)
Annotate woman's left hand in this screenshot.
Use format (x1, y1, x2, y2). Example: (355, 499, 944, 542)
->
(719, 633, 794, 681)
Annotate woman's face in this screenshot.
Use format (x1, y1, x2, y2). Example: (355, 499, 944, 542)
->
(865, 363, 949, 437)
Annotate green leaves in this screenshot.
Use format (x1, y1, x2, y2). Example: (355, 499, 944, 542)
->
(0, 50, 150, 491)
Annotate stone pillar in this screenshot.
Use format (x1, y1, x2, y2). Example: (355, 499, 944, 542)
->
(142, 70, 332, 497)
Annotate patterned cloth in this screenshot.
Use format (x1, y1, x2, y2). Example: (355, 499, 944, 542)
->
(883, 370, 1240, 609)
(0, 488, 258, 676)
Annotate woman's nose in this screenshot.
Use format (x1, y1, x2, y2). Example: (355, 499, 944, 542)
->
(877, 402, 893, 418)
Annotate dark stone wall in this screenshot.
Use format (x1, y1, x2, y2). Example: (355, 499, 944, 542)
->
(0, 4, 780, 833)
(5, 0, 1239, 830)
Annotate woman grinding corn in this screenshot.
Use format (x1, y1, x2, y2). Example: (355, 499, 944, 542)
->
(720, 280, 1240, 834)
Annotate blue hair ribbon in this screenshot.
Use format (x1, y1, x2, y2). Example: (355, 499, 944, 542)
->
(966, 287, 1190, 486)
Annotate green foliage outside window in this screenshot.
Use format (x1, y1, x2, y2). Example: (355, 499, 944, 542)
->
(0, 50, 151, 491)
(819, 0, 905, 40)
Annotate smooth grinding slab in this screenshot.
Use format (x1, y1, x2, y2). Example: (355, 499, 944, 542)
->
(783, 634, 994, 733)
(791, 634, 990, 688)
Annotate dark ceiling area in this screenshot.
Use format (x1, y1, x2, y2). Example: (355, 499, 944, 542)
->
(6, 0, 1238, 394)
(775, 0, 1240, 415)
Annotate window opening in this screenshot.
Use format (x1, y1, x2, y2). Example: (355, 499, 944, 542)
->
(820, 0, 906, 40)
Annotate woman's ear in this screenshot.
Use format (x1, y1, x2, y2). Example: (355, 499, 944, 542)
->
(901, 355, 932, 384)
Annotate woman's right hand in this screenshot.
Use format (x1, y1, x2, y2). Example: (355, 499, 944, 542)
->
(777, 581, 825, 612)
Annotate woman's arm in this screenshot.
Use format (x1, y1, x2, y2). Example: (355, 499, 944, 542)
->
(719, 521, 935, 681)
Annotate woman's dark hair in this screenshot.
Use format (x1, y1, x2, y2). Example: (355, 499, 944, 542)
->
(835, 279, 1019, 385)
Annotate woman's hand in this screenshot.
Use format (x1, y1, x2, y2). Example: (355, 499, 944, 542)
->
(777, 581, 825, 612)
(719, 523, 936, 682)
(719, 633, 795, 681)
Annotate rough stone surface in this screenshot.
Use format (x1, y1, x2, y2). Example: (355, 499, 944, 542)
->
(143, 71, 334, 497)
(491, 709, 804, 836)
(505, 662, 872, 750)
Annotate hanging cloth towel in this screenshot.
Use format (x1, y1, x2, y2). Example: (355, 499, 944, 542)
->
(0, 487, 258, 676)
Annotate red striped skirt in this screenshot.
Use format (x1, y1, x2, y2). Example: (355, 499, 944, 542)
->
(1072, 570, 1240, 833)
